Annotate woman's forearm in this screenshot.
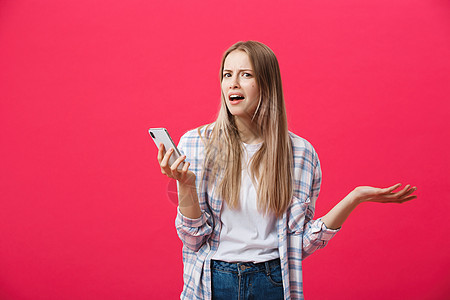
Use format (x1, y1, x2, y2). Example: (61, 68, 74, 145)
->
(320, 190, 361, 230)
(178, 182, 202, 219)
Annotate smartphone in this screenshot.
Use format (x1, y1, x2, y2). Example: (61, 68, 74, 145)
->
(148, 128, 185, 170)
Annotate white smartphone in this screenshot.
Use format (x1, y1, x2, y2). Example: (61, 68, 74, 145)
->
(148, 128, 185, 170)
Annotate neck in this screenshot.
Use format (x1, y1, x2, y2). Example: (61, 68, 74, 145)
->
(234, 116, 263, 144)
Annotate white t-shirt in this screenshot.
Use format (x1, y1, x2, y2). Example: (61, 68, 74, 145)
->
(212, 142, 279, 263)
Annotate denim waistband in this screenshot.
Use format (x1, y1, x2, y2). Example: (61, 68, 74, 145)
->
(211, 258, 281, 274)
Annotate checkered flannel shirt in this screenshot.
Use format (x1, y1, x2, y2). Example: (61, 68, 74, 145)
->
(175, 124, 340, 299)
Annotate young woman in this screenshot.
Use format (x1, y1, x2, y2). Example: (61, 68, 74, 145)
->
(157, 41, 417, 300)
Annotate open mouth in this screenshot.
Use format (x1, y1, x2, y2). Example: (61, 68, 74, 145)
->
(229, 94, 245, 102)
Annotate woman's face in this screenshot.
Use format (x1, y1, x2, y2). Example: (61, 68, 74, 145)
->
(221, 50, 260, 122)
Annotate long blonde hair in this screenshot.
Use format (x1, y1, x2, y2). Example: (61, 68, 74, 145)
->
(198, 41, 293, 218)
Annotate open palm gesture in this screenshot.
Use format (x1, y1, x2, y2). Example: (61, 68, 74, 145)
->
(354, 183, 417, 204)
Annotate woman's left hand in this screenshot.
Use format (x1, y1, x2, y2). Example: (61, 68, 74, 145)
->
(320, 183, 418, 230)
(352, 183, 417, 204)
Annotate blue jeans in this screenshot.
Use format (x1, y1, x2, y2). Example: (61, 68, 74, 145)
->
(211, 258, 284, 300)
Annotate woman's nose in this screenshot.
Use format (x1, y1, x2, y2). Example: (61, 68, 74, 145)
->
(230, 76, 240, 88)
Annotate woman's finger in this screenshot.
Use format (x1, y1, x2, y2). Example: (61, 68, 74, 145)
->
(170, 155, 187, 175)
(382, 183, 402, 194)
(402, 194, 418, 202)
(393, 184, 411, 198)
(160, 147, 174, 168)
(381, 184, 409, 198)
(177, 161, 188, 182)
(157, 143, 165, 163)
(398, 186, 417, 200)
(181, 161, 190, 175)
(170, 155, 186, 180)
(160, 148, 174, 177)
(387, 194, 417, 204)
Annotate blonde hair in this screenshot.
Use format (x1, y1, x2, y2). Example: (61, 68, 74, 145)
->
(198, 41, 293, 218)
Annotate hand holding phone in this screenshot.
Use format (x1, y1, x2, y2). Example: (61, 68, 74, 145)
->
(149, 128, 185, 170)
(149, 128, 195, 185)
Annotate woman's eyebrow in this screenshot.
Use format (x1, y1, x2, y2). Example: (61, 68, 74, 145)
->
(223, 68, 253, 72)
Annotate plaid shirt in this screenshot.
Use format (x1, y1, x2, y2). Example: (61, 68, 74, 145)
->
(175, 124, 340, 299)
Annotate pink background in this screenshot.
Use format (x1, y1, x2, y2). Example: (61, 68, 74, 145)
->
(1, 0, 449, 299)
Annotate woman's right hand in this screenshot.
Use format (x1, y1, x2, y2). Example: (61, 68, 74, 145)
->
(157, 143, 196, 186)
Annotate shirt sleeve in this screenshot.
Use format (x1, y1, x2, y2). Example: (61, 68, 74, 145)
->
(174, 131, 213, 252)
(302, 155, 340, 259)
(175, 206, 212, 251)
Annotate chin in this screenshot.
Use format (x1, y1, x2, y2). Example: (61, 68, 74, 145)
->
(226, 106, 252, 119)
(227, 109, 244, 117)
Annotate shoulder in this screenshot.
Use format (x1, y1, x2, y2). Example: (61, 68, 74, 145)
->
(288, 131, 319, 165)
(178, 123, 215, 152)
(288, 131, 317, 154)
(180, 122, 214, 142)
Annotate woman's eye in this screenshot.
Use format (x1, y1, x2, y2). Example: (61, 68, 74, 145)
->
(223, 73, 231, 78)
(243, 73, 253, 77)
